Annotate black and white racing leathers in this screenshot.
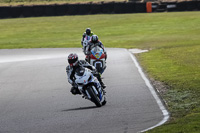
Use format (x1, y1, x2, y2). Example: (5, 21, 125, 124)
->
(66, 60, 105, 94)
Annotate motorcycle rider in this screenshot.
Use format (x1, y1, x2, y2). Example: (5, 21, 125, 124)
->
(85, 35, 107, 61)
(81, 28, 94, 46)
(66, 53, 106, 95)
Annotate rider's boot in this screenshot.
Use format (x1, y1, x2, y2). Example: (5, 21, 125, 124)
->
(99, 79, 106, 89)
(96, 74, 106, 89)
(100, 81, 106, 95)
(96, 77, 106, 94)
(93, 71, 106, 89)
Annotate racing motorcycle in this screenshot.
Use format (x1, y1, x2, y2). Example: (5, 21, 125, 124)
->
(86, 46, 106, 74)
(82, 35, 91, 55)
(74, 67, 106, 107)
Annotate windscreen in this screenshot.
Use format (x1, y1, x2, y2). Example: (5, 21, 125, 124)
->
(75, 67, 85, 76)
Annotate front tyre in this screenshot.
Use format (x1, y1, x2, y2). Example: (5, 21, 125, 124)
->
(87, 86, 102, 107)
(102, 99, 107, 106)
(96, 64, 101, 74)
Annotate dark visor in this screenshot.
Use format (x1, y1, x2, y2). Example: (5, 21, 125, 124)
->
(68, 59, 76, 64)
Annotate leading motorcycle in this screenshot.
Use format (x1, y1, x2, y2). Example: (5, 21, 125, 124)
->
(74, 67, 106, 107)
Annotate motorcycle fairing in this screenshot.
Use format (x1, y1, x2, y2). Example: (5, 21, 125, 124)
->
(91, 46, 104, 60)
(85, 35, 91, 40)
(75, 68, 102, 99)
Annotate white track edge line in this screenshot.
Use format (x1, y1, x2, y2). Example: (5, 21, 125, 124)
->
(127, 50, 169, 133)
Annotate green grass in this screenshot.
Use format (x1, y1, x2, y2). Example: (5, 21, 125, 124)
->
(0, 12, 200, 132)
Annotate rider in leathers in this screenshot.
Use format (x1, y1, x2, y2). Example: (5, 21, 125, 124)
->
(85, 35, 107, 61)
(66, 53, 106, 95)
(81, 28, 94, 46)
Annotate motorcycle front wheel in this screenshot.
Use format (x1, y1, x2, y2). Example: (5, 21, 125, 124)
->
(86, 86, 102, 107)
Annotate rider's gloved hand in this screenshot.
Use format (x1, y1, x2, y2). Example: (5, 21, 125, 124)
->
(92, 69, 99, 75)
(83, 33, 86, 38)
(85, 51, 91, 55)
(72, 82, 78, 88)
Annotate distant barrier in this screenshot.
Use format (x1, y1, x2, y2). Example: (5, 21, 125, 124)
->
(151, 1, 200, 12)
(0, 1, 200, 18)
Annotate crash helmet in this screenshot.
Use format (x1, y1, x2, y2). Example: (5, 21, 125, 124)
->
(91, 35, 98, 43)
(86, 28, 91, 35)
(68, 53, 78, 67)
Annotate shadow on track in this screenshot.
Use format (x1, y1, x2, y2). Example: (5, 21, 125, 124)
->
(62, 106, 97, 112)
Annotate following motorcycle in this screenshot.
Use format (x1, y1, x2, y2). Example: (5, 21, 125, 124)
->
(85, 46, 106, 74)
(74, 67, 106, 107)
(82, 35, 91, 55)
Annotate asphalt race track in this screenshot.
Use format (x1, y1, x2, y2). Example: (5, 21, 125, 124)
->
(0, 48, 166, 133)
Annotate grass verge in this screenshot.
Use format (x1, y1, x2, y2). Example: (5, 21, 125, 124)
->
(138, 46, 200, 132)
(0, 12, 200, 132)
